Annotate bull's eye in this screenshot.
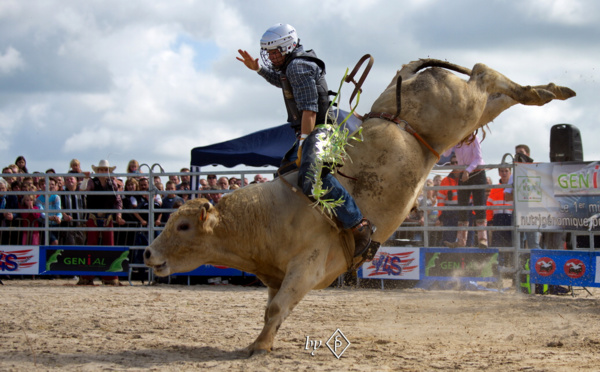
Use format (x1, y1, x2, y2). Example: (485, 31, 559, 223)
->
(177, 223, 190, 231)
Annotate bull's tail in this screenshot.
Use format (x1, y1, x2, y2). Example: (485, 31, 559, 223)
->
(406, 58, 473, 76)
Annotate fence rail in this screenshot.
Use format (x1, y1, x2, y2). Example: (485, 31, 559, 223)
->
(2, 164, 599, 290)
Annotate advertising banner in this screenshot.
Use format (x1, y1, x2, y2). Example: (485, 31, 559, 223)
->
(530, 249, 599, 287)
(358, 247, 420, 280)
(40, 246, 130, 276)
(516, 162, 600, 231)
(420, 248, 499, 282)
(0, 246, 40, 275)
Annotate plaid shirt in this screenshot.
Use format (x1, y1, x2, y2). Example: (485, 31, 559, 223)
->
(258, 52, 322, 113)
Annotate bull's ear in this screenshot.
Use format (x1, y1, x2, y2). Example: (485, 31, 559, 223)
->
(198, 202, 218, 233)
(199, 202, 212, 222)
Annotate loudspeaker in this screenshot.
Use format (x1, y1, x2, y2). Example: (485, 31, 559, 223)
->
(550, 124, 583, 162)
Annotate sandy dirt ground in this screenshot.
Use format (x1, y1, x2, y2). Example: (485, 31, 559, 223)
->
(1, 278, 600, 371)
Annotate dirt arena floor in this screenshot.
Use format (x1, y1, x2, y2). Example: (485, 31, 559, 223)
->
(1, 278, 600, 371)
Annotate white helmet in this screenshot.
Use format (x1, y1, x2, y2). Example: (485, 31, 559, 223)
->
(260, 23, 298, 56)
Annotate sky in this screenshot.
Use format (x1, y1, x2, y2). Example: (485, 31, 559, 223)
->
(0, 0, 598, 183)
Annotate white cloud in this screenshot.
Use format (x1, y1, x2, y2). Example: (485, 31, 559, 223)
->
(523, 0, 593, 25)
(0, 0, 597, 177)
(0, 46, 24, 74)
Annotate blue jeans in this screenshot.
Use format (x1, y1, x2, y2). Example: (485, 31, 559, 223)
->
(297, 128, 363, 229)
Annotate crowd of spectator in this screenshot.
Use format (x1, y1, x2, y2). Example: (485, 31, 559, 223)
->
(0, 156, 271, 249)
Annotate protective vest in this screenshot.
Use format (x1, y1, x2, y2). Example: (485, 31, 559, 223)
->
(280, 48, 331, 131)
(86, 178, 118, 212)
(486, 187, 513, 221)
(437, 176, 458, 216)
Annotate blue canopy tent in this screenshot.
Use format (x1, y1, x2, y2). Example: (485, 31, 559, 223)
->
(190, 108, 362, 170)
(190, 123, 296, 169)
(189, 107, 451, 180)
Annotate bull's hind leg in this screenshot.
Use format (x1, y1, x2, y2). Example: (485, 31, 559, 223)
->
(247, 256, 325, 356)
(470, 63, 561, 106)
(478, 82, 576, 126)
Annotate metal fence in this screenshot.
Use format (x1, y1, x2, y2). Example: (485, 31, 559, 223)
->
(2, 162, 598, 289)
(393, 159, 600, 289)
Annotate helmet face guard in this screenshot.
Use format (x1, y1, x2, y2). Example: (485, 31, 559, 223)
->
(260, 23, 298, 69)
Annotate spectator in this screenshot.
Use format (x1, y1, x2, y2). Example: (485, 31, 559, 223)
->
(207, 174, 217, 187)
(80, 159, 125, 286)
(420, 178, 440, 246)
(0, 179, 19, 245)
(153, 176, 162, 187)
(21, 177, 34, 191)
(180, 168, 190, 179)
(8, 164, 19, 174)
(0, 179, 13, 216)
(514, 144, 540, 249)
(36, 177, 62, 245)
(55, 176, 64, 190)
(115, 178, 124, 193)
(168, 174, 180, 185)
(179, 181, 191, 201)
(10, 180, 22, 205)
(437, 156, 460, 245)
(37, 177, 46, 192)
(127, 159, 141, 179)
(19, 194, 42, 245)
(60, 172, 86, 245)
(69, 158, 82, 173)
(132, 177, 161, 257)
(207, 185, 222, 205)
(132, 178, 153, 229)
(217, 176, 230, 190)
(32, 172, 42, 189)
(487, 166, 513, 248)
(45, 168, 56, 174)
(177, 168, 191, 190)
(69, 159, 84, 183)
(199, 178, 208, 189)
(157, 180, 184, 226)
(15, 156, 28, 174)
(443, 132, 488, 248)
(2, 166, 16, 186)
(253, 174, 263, 183)
(118, 177, 140, 246)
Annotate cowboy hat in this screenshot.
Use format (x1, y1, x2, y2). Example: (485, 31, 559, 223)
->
(91, 159, 116, 173)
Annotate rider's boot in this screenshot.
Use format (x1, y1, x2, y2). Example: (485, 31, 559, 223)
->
(352, 218, 376, 257)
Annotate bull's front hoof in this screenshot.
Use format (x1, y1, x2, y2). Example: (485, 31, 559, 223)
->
(246, 343, 271, 357)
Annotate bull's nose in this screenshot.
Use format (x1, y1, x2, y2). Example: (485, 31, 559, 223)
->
(144, 249, 151, 260)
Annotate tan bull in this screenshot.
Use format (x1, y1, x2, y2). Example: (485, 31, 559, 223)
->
(144, 59, 575, 355)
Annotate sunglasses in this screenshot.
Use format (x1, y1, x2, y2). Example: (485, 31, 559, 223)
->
(207, 176, 216, 179)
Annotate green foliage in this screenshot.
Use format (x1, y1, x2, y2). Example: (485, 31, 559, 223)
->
(308, 69, 363, 216)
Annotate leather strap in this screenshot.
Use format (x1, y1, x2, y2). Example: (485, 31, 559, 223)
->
(362, 112, 441, 161)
